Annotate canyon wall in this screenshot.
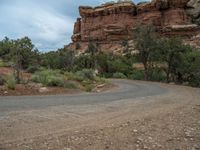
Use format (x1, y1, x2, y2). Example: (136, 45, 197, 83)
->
(67, 0, 200, 53)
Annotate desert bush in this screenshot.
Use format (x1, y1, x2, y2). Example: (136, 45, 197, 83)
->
(46, 76, 64, 87)
(149, 69, 166, 82)
(74, 69, 95, 81)
(26, 66, 39, 73)
(128, 70, 144, 80)
(113, 72, 127, 79)
(81, 80, 95, 92)
(107, 58, 132, 75)
(64, 81, 79, 89)
(85, 84, 94, 92)
(0, 60, 7, 67)
(31, 69, 64, 87)
(5, 74, 16, 90)
(64, 72, 75, 80)
(0, 75, 5, 85)
(189, 76, 200, 87)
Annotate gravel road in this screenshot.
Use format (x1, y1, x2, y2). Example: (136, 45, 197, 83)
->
(0, 79, 167, 116)
(0, 79, 199, 150)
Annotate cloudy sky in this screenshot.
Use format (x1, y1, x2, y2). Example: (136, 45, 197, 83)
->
(0, 0, 144, 51)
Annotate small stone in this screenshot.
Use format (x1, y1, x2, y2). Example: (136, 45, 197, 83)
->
(39, 87, 49, 93)
(105, 145, 109, 149)
(63, 148, 71, 150)
(4, 91, 8, 94)
(136, 140, 140, 144)
(133, 129, 138, 133)
(152, 145, 156, 148)
(143, 145, 148, 149)
(148, 137, 152, 140)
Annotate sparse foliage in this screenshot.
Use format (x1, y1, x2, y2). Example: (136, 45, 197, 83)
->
(133, 24, 158, 80)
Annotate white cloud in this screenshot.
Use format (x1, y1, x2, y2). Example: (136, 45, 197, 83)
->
(0, 0, 74, 51)
(0, 0, 146, 51)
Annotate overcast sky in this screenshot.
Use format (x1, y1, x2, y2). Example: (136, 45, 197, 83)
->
(0, 0, 145, 51)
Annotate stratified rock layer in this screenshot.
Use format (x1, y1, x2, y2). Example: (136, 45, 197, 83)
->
(68, 0, 200, 52)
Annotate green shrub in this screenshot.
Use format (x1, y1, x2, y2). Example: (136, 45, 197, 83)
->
(107, 58, 131, 75)
(0, 60, 7, 67)
(85, 85, 94, 92)
(64, 72, 75, 80)
(113, 72, 127, 79)
(129, 70, 144, 80)
(189, 76, 200, 87)
(5, 75, 16, 90)
(46, 76, 64, 87)
(31, 69, 64, 87)
(81, 80, 94, 92)
(26, 66, 39, 73)
(64, 81, 79, 89)
(74, 69, 95, 81)
(149, 69, 166, 82)
(0, 75, 5, 85)
(94, 76, 106, 83)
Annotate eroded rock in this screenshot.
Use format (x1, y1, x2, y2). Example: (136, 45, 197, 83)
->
(186, 0, 200, 24)
(67, 0, 200, 53)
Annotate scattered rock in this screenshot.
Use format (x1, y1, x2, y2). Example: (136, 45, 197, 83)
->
(39, 87, 49, 93)
(4, 91, 8, 94)
(133, 129, 138, 133)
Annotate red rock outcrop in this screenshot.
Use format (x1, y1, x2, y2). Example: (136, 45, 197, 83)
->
(68, 0, 200, 52)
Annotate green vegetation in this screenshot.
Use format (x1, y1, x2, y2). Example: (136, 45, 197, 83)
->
(31, 69, 64, 87)
(0, 75, 5, 85)
(5, 74, 16, 90)
(1, 24, 200, 90)
(113, 72, 127, 79)
(133, 24, 158, 80)
(128, 70, 144, 80)
(31, 69, 105, 92)
(64, 81, 79, 89)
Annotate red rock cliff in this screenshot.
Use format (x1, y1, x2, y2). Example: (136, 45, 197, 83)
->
(68, 0, 200, 52)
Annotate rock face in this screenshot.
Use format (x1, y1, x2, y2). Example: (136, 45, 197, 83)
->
(68, 0, 200, 52)
(187, 0, 200, 24)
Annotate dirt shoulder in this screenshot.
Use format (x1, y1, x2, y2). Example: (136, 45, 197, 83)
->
(0, 83, 200, 150)
(0, 82, 115, 96)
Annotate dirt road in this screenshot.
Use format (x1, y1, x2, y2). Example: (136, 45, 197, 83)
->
(0, 79, 199, 150)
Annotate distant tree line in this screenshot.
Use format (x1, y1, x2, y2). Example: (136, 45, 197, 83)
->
(0, 24, 200, 87)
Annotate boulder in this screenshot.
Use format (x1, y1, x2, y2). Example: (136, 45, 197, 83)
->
(186, 0, 200, 24)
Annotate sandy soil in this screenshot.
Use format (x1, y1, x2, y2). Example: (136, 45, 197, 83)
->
(0, 82, 199, 150)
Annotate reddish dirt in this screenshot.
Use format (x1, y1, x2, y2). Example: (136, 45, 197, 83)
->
(0, 84, 82, 96)
(0, 67, 14, 75)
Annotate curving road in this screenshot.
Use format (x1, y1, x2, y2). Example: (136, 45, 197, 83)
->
(0, 79, 168, 117)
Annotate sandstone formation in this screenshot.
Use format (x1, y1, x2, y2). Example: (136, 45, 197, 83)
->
(67, 0, 200, 52)
(187, 0, 200, 24)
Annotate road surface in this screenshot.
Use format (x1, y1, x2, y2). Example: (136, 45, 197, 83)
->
(0, 79, 167, 116)
(0, 79, 199, 150)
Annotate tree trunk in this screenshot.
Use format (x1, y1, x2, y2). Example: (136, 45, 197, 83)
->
(166, 70, 170, 83)
(144, 63, 148, 81)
